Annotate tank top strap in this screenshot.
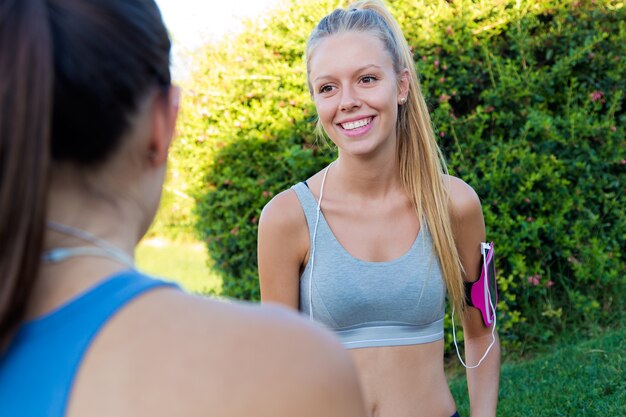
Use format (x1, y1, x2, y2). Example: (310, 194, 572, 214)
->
(20, 271, 179, 337)
(291, 182, 320, 234)
(0, 270, 179, 417)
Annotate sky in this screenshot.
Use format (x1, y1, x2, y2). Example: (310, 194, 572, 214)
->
(155, 0, 281, 79)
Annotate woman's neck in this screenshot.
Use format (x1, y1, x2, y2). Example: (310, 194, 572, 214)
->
(26, 182, 144, 321)
(333, 153, 403, 200)
(44, 172, 144, 257)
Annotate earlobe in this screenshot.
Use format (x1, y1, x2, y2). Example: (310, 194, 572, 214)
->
(148, 86, 180, 167)
(397, 68, 410, 103)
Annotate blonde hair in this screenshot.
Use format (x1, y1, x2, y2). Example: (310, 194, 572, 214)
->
(305, 0, 466, 313)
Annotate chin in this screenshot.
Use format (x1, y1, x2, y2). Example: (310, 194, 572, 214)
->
(336, 136, 391, 158)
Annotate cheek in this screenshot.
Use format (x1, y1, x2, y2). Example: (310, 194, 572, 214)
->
(380, 92, 400, 120)
(314, 99, 335, 125)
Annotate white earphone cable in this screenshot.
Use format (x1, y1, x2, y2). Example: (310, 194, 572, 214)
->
(308, 162, 333, 320)
(451, 244, 497, 368)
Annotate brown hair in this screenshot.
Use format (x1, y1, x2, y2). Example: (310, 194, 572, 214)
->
(0, 0, 171, 347)
(0, 0, 52, 348)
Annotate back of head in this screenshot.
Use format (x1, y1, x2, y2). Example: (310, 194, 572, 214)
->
(0, 0, 171, 346)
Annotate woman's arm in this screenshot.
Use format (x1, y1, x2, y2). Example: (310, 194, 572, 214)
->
(448, 176, 500, 417)
(256, 191, 366, 416)
(257, 189, 309, 310)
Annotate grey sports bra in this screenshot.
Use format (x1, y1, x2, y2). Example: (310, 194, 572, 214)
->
(292, 179, 447, 349)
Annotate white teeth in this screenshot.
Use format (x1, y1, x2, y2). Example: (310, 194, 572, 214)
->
(341, 117, 372, 130)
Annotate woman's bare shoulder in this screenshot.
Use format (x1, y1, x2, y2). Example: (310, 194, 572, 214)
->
(89, 289, 364, 417)
(257, 187, 310, 276)
(444, 174, 482, 221)
(442, 175, 486, 282)
(259, 187, 305, 231)
(259, 171, 326, 230)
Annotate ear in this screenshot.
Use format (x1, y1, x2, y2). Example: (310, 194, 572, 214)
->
(148, 86, 180, 167)
(397, 68, 410, 104)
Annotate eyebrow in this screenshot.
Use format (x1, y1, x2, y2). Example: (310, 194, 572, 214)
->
(312, 64, 384, 83)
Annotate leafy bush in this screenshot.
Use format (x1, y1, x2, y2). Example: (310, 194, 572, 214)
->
(184, 0, 625, 353)
(188, 0, 338, 298)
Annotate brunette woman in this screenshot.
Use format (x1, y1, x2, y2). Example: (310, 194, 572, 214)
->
(0, 1, 366, 416)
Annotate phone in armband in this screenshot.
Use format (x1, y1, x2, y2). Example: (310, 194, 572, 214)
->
(464, 242, 497, 327)
(452, 241, 498, 369)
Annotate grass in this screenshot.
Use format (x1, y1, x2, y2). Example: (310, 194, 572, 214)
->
(135, 237, 221, 295)
(449, 328, 626, 416)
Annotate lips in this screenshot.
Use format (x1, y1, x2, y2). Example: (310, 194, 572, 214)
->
(336, 116, 376, 138)
(339, 117, 373, 130)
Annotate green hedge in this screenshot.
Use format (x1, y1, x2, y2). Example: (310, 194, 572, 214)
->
(186, 0, 625, 352)
(190, 0, 338, 298)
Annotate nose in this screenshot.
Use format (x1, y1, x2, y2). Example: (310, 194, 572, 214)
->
(339, 86, 360, 111)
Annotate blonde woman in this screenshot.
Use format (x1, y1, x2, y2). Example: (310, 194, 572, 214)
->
(259, 1, 500, 416)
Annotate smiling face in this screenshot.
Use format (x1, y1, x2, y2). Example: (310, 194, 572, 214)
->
(308, 31, 408, 159)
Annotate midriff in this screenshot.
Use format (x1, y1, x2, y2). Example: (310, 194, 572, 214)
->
(349, 340, 456, 417)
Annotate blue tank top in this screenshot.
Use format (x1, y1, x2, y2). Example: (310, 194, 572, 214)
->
(0, 270, 179, 416)
(293, 182, 446, 349)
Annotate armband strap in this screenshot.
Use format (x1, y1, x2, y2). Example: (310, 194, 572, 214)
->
(464, 242, 497, 327)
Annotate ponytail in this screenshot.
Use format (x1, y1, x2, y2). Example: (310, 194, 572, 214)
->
(0, 0, 52, 346)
